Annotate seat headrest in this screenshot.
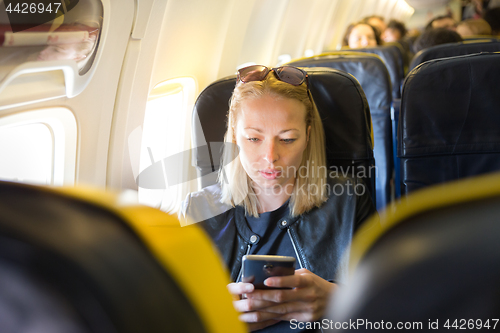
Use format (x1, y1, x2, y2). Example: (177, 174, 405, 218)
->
(288, 54, 392, 209)
(327, 172, 500, 325)
(409, 40, 500, 71)
(349, 44, 405, 98)
(307, 67, 374, 160)
(399, 52, 500, 158)
(288, 53, 392, 116)
(192, 67, 374, 169)
(462, 36, 499, 41)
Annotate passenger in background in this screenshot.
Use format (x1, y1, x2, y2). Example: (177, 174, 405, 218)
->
(361, 15, 387, 37)
(182, 65, 375, 332)
(382, 19, 412, 67)
(456, 18, 492, 36)
(425, 15, 457, 31)
(413, 28, 463, 54)
(483, 7, 500, 35)
(382, 19, 407, 43)
(342, 22, 382, 49)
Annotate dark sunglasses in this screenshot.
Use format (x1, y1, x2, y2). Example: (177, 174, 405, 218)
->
(237, 65, 308, 87)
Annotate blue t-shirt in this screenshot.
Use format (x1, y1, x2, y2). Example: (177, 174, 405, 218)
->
(245, 200, 297, 260)
(244, 201, 317, 333)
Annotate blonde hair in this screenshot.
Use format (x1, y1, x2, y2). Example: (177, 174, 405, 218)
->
(218, 71, 328, 217)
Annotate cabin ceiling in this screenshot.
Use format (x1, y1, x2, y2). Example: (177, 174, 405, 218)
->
(405, 0, 451, 9)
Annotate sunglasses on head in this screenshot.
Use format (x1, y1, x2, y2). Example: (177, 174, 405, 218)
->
(237, 65, 308, 87)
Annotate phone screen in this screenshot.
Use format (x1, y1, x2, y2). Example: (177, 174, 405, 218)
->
(242, 255, 296, 289)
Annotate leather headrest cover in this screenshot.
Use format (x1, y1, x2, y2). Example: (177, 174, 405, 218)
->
(351, 45, 405, 98)
(399, 52, 500, 157)
(410, 41, 500, 71)
(289, 54, 391, 116)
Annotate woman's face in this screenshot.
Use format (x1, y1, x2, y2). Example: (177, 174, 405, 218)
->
(235, 94, 309, 193)
(348, 24, 378, 48)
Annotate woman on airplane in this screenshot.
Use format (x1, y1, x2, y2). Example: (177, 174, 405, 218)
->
(182, 65, 375, 331)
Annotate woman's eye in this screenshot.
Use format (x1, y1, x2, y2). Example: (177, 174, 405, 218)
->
(282, 138, 296, 143)
(248, 138, 259, 142)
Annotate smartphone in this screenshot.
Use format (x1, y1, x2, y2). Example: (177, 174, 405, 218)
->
(241, 255, 296, 289)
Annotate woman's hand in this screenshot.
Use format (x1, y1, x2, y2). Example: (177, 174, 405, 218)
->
(227, 282, 281, 331)
(227, 269, 337, 331)
(247, 269, 337, 322)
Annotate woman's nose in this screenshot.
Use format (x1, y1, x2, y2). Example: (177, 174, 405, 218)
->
(360, 37, 369, 47)
(263, 140, 279, 164)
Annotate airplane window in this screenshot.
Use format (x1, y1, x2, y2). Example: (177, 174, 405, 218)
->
(0, 108, 77, 186)
(0, 0, 103, 82)
(137, 78, 197, 213)
(0, 122, 52, 185)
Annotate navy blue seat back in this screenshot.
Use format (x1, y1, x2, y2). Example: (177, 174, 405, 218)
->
(288, 54, 392, 210)
(396, 41, 500, 198)
(409, 40, 500, 72)
(352, 44, 405, 99)
(325, 173, 500, 331)
(193, 67, 375, 204)
(398, 52, 500, 195)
